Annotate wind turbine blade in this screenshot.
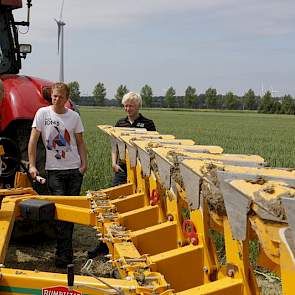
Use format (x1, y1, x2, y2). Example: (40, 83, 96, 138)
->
(60, 0, 65, 20)
(57, 25, 61, 54)
(54, 18, 60, 54)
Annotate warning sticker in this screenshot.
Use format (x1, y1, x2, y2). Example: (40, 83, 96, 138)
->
(42, 286, 82, 295)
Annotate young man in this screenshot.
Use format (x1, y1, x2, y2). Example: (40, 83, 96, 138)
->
(28, 82, 87, 268)
(112, 92, 156, 185)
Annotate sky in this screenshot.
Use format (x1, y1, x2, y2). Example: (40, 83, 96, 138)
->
(14, 0, 295, 98)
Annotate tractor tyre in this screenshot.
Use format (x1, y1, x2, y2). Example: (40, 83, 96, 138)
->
(10, 121, 56, 240)
(14, 120, 47, 194)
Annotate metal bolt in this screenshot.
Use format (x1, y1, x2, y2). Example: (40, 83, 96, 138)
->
(227, 269, 235, 277)
(190, 237, 198, 245)
(144, 276, 160, 280)
(125, 258, 147, 263)
(105, 254, 112, 258)
(167, 214, 174, 221)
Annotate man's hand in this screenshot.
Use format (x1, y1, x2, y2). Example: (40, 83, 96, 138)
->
(29, 166, 39, 180)
(112, 163, 124, 173)
(36, 176, 46, 184)
(79, 165, 87, 175)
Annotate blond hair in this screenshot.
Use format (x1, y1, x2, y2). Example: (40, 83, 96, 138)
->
(122, 92, 142, 108)
(51, 82, 70, 99)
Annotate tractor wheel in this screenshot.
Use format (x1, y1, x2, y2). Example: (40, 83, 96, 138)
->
(13, 120, 48, 194)
(9, 121, 56, 239)
(0, 137, 20, 188)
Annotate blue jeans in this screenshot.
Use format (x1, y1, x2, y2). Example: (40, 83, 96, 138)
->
(112, 162, 127, 186)
(46, 169, 83, 263)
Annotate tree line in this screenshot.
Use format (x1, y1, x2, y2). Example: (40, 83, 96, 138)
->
(67, 81, 295, 115)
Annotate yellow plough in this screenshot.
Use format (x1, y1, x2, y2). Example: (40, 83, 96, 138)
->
(0, 125, 294, 294)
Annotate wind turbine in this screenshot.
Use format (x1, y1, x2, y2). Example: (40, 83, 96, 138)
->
(54, 0, 65, 82)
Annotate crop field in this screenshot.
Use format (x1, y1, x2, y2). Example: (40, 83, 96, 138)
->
(7, 107, 288, 294)
(80, 107, 295, 193)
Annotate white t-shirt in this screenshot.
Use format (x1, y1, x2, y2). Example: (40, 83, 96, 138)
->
(32, 106, 84, 170)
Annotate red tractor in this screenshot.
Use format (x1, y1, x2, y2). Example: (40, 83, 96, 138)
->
(0, 0, 76, 190)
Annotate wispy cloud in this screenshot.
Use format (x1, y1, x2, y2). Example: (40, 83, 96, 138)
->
(13, 0, 295, 96)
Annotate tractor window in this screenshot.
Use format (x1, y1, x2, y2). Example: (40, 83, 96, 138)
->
(0, 10, 11, 73)
(0, 8, 20, 74)
(0, 47, 3, 64)
(0, 41, 12, 74)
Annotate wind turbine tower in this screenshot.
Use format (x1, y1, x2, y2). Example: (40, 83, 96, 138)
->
(55, 0, 65, 82)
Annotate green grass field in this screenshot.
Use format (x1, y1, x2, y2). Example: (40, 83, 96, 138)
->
(80, 107, 295, 193)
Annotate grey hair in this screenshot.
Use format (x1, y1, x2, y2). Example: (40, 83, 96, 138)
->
(122, 92, 142, 108)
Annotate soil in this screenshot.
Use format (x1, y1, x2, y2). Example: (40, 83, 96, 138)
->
(256, 275, 282, 295)
(5, 224, 113, 277)
(166, 151, 183, 184)
(147, 147, 158, 174)
(200, 163, 227, 216)
(253, 188, 295, 221)
(4, 222, 282, 294)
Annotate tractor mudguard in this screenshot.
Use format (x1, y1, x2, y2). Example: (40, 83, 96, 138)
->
(0, 74, 74, 133)
(0, 75, 51, 132)
(0, 0, 22, 8)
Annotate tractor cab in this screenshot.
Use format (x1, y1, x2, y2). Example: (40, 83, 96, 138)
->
(0, 0, 29, 75)
(0, 0, 73, 190)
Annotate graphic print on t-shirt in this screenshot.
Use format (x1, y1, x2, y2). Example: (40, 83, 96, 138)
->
(46, 126, 72, 159)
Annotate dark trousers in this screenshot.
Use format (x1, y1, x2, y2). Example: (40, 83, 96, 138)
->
(112, 162, 127, 186)
(46, 169, 83, 263)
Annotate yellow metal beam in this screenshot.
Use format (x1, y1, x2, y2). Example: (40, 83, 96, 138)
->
(131, 221, 179, 255)
(55, 204, 96, 226)
(150, 245, 204, 292)
(249, 216, 282, 270)
(101, 183, 134, 199)
(112, 242, 143, 278)
(126, 149, 137, 193)
(14, 172, 31, 188)
(0, 267, 139, 295)
(0, 201, 17, 263)
(118, 205, 161, 231)
(280, 228, 295, 295)
(177, 278, 243, 295)
(223, 218, 259, 295)
(190, 209, 219, 283)
(135, 159, 151, 205)
(111, 193, 145, 213)
(35, 195, 91, 208)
